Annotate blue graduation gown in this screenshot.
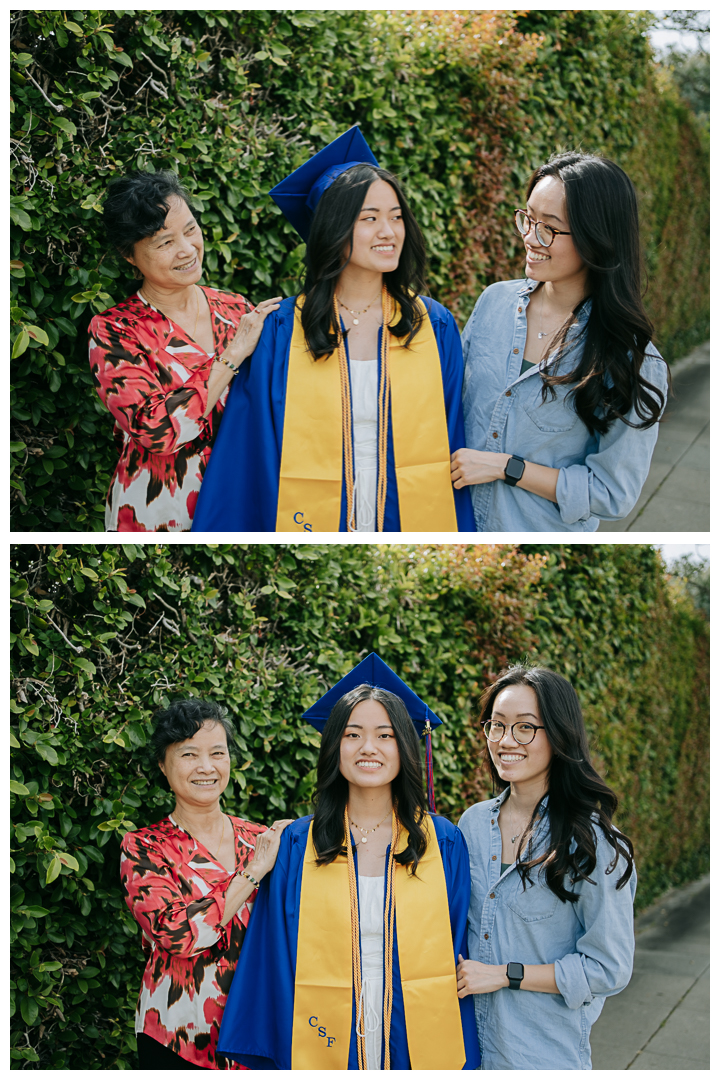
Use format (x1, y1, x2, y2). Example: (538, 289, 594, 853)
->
(191, 296, 475, 531)
(217, 814, 481, 1070)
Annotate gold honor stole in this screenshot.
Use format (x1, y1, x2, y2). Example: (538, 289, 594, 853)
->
(291, 817, 466, 1069)
(275, 299, 458, 532)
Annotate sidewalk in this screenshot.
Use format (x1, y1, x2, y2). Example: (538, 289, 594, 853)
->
(599, 341, 709, 532)
(590, 874, 710, 1070)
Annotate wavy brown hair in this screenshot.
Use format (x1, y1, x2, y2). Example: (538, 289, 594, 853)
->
(481, 664, 634, 902)
(527, 151, 668, 436)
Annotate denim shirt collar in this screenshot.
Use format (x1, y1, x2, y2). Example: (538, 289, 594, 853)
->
(490, 787, 550, 856)
(515, 276, 592, 321)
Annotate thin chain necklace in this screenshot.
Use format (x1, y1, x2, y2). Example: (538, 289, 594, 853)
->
(337, 290, 381, 326)
(537, 284, 572, 342)
(349, 806, 392, 844)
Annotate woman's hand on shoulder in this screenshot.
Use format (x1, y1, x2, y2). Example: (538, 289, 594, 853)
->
(223, 297, 283, 365)
(456, 954, 508, 997)
(248, 818, 293, 880)
(450, 449, 511, 488)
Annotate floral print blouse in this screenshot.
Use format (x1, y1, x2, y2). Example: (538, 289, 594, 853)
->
(88, 287, 252, 532)
(120, 814, 266, 1069)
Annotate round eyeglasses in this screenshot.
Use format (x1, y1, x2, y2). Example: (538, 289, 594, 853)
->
(514, 209, 571, 249)
(483, 719, 545, 745)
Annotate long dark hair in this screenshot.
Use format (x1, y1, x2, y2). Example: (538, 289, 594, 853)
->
(527, 152, 668, 435)
(312, 684, 428, 874)
(301, 165, 428, 359)
(480, 664, 634, 902)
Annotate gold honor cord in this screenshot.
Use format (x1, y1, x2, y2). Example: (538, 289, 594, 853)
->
(276, 294, 457, 532)
(291, 814, 466, 1070)
(345, 808, 367, 1069)
(376, 287, 392, 533)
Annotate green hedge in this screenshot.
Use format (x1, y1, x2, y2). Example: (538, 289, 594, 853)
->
(10, 542, 709, 1068)
(10, 10, 709, 530)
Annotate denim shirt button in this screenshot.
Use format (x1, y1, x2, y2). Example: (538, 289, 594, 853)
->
(489, 892, 496, 899)
(491, 819, 495, 824)
(513, 348, 519, 354)
(492, 432, 499, 439)
(492, 855, 497, 861)
(517, 306, 522, 312)
(505, 390, 512, 397)
(484, 933, 489, 940)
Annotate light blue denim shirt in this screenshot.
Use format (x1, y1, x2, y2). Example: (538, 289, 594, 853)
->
(458, 789, 637, 1070)
(461, 278, 668, 531)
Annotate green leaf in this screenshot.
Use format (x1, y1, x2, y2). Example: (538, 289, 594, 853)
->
(10, 207, 32, 231)
(21, 906, 50, 918)
(12, 328, 30, 358)
(20, 995, 38, 1026)
(57, 852, 79, 871)
(46, 857, 62, 884)
(10, 441, 27, 454)
(72, 656, 96, 675)
(26, 325, 50, 346)
(115, 50, 134, 68)
(125, 593, 146, 609)
(10, 579, 28, 597)
(51, 116, 78, 137)
(10, 731, 21, 748)
(10, 780, 30, 796)
(64, 20, 84, 35)
(35, 743, 58, 765)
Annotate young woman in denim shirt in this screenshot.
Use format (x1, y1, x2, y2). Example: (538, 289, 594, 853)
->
(451, 153, 669, 531)
(457, 665, 636, 1069)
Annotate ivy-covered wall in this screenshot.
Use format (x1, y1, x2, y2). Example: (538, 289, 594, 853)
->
(10, 543, 709, 1068)
(10, 10, 709, 530)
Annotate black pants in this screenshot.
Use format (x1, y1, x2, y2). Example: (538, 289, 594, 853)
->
(136, 1033, 208, 1070)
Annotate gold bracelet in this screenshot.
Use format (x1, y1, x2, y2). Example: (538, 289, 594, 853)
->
(215, 354, 240, 374)
(239, 868, 260, 888)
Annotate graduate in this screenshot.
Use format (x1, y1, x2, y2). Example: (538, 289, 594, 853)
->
(216, 654, 481, 1069)
(192, 126, 475, 532)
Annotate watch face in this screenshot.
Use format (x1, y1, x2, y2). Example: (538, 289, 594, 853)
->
(505, 457, 525, 481)
(507, 962, 524, 981)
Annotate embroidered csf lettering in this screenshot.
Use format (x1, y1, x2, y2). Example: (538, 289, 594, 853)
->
(293, 511, 313, 531)
(308, 1017, 335, 1046)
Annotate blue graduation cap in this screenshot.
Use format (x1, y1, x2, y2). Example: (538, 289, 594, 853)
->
(269, 125, 379, 242)
(302, 652, 441, 811)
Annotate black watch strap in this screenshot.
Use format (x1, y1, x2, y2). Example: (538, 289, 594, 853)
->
(504, 454, 526, 487)
(506, 962, 524, 990)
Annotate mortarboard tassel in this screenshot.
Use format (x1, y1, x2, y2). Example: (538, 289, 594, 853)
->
(423, 717, 436, 814)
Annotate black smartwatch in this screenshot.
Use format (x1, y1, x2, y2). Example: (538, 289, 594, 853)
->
(506, 962, 524, 990)
(503, 454, 526, 487)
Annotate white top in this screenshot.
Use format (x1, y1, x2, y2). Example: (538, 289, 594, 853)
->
(358, 875, 384, 1070)
(349, 359, 378, 532)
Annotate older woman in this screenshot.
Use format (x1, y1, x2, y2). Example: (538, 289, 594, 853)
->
(120, 699, 291, 1070)
(88, 170, 281, 531)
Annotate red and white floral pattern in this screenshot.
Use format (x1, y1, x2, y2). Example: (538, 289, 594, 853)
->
(88, 287, 252, 531)
(120, 814, 266, 1069)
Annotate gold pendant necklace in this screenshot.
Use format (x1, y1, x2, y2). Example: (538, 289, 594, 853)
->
(349, 806, 392, 843)
(337, 291, 381, 326)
